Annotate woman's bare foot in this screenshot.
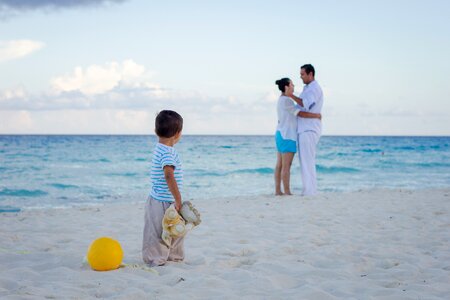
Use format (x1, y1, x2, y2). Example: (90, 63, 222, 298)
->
(284, 192, 293, 196)
(275, 191, 284, 196)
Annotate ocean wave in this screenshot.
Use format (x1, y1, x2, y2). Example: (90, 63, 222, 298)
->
(379, 160, 450, 169)
(231, 167, 274, 174)
(321, 152, 351, 158)
(98, 158, 111, 163)
(69, 158, 112, 163)
(430, 145, 441, 150)
(416, 162, 450, 168)
(106, 172, 139, 177)
(0, 188, 48, 197)
(188, 169, 223, 177)
(359, 148, 383, 153)
(0, 205, 21, 213)
(188, 167, 274, 176)
(48, 183, 79, 189)
(393, 146, 415, 151)
(317, 165, 360, 173)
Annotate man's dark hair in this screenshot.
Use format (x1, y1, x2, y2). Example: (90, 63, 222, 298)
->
(155, 110, 183, 138)
(301, 64, 315, 77)
(275, 78, 291, 92)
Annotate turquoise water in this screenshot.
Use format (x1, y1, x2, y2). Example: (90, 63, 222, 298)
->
(1, 135, 449, 210)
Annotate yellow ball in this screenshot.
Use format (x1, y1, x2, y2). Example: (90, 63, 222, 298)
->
(87, 237, 123, 271)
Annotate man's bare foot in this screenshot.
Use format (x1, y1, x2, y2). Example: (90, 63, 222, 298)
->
(275, 192, 284, 196)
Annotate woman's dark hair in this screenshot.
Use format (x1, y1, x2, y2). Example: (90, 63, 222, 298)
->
(301, 64, 315, 77)
(155, 110, 183, 138)
(275, 78, 291, 92)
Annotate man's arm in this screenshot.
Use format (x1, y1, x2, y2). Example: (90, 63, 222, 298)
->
(298, 111, 321, 120)
(289, 94, 304, 107)
(281, 96, 320, 119)
(288, 90, 317, 111)
(285, 91, 304, 107)
(164, 166, 182, 211)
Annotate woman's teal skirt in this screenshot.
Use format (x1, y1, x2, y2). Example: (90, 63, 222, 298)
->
(275, 131, 297, 153)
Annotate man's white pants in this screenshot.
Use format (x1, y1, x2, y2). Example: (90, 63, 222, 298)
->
(297, 131, 320, 196)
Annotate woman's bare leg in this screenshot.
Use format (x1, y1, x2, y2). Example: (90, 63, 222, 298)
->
(281, 152, 295, 195)
(274, 152, 283, 195)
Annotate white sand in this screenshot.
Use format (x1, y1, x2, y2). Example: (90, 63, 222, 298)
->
(1, 189, 449, 299)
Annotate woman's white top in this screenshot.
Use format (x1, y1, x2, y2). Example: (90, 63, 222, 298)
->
(276, 95, 300, 141)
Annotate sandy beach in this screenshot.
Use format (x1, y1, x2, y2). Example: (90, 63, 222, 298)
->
(1, 189, 449, 299)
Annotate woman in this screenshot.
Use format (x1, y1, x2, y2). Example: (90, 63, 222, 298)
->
(274, 78, 321, 195)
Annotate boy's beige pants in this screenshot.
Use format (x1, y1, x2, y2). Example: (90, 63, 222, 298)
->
(142, 196, 185, 266)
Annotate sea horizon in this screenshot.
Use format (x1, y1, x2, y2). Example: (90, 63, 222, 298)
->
(1, 135, 449, 211)
(1, 134, 449, 137)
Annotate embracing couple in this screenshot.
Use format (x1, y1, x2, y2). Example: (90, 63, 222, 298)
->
(274, 64, 323, 196)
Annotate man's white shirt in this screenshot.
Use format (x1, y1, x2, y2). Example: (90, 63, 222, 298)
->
(296, 80, 323, 135)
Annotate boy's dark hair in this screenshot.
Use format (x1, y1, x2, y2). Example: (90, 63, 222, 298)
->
(275, 78, 291, 92)
(301, 64, 315, 77)
(155, 110, 183, 138)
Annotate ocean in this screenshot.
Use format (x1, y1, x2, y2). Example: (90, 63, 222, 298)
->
(1, 135, 449, 211)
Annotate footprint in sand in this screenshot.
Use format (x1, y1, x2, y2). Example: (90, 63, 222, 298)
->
(381, 281, 402, 288)
(57, 238, 73, 244)
(226, 257, 257, 268)
(378, 260, 400, 269)
(223, 248, 255, 257)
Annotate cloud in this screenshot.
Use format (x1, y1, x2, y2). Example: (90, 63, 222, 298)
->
(1, 61, 449, 135)
(0, 40, 45, 63)
(1, 66, 449, 135)
(0, 0, 126, 11)
(0, 59, 267, 114)
(0, 0, 127, 19)
(0, 59, 284, 134)
(50, 60, 149, 95)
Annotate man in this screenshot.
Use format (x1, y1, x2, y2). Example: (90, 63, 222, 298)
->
(288, 64, 323, 196)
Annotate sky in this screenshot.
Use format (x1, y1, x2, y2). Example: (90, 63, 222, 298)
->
(0, 0, 449, 135)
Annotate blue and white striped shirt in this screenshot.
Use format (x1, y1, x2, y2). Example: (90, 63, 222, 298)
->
(150, 143, 183, 202)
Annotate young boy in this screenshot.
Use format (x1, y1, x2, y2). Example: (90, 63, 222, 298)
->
(142, 110, 184, 266)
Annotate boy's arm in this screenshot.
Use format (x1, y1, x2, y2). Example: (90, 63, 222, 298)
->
(164, 166, 182, 211)
(298, 111, 321, 120)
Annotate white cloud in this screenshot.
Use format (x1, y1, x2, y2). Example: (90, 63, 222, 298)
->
(50, 59, 151, 95)
(0, 86, 26, 99)
(2, 59, 449, 135)
(0, 60, 239, 112)
(0, 40, 45, 63)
